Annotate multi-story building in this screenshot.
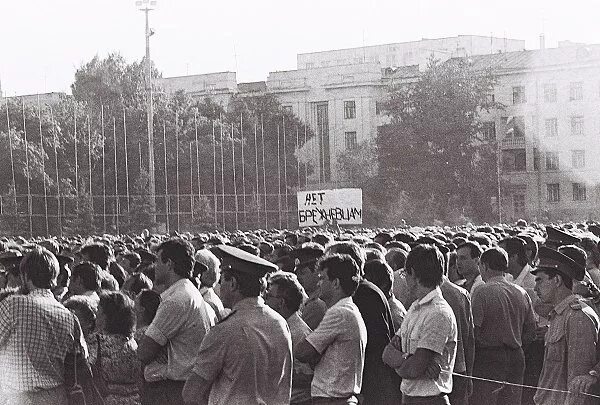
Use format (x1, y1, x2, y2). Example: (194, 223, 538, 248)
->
(161, 36, 600, 222)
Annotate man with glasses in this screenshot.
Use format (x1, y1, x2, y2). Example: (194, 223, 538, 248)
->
(532, 246, 599, 405)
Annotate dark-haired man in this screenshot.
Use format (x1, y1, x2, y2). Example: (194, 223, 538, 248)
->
(0, 247, 87, 404)
(183, 245, 292, 405)
(68, 261, 102, 309)
(293, 244, 327, 329)
(138, 238, 215, 405)
(456, 242, 484, 294)
(383, 244, 457, 405)
(296, 254, 367, 404)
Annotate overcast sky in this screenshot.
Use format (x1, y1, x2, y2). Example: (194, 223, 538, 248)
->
(1, 0, 598, 96)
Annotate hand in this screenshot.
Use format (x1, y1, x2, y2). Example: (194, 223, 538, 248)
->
(569, 374, 597, 395)
(424, 362, 442, 379)
(390, 335, 402, 351)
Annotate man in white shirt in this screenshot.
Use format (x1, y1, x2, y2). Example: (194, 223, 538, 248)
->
(383, 244, 457, 405)
(137, 238, 215, 405)
(296, 254, 367, 405)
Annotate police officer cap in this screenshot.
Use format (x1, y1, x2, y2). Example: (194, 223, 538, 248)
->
(545, 226, 581, 247)
(531, 246, 585, 281)
(216, 244, 278, 277)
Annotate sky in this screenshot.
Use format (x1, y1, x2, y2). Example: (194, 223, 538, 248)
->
(1, 0, 599, 96)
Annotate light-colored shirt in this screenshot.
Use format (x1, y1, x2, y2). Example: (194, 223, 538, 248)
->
(145, 278, 214, 381)
(0, 289, 86, 393)
(199, 286, 226, 320)
(399, 287, 457, 397)
(472, 276, 536, 348)
(388, 295, 407, 332)
(306, 296, 367, 399)
(534, 295, 599, 405)
(287, 312, 313, 404)
(192, 297, 293, 405)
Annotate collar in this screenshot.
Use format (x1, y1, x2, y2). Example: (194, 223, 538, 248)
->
(160, 278, 191, 299)
(331, 296, 354, 309)
(29, 288, 56, 299)
(232, 296, 265, 311)
(487, 275, 506, 283)
(550, 294, 579, 317)
(414, 286, 443, 308)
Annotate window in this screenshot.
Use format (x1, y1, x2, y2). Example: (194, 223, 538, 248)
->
(572, 150, 585, 168)
(571, 116, 584, 136)
(570, 82, 583, 101)
(544, 118, 558, 137)
(545, 152, 559, 170)
(514, 194, 526, 217)
(344, 101, 356, 119)
(513, 116, 525, 137)
(544, 84, 557, 102)
(481, 122, 496, 140)
(533, 148, 541, 171)
(513, 86, 527, 104)
(573, 183, 587, 201)
(502, 149, 526, 172)
(547, 183, 560, 202)
(344, 131, 357, 150)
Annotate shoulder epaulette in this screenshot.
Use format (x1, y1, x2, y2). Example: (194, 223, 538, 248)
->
(218, 310, 237, 324)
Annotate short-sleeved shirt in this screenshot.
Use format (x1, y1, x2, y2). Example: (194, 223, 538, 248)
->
(399, 287, 457, 397)
(145, 278, 214, 381)
(472, 275, 536, 349)
(192, 297, 292, 405)
(306, 296, 367, 398)
(534, 294, 599, 405)
(0, 289, 86, 393)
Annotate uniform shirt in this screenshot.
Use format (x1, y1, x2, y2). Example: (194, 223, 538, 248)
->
(534, 294, 599, 405)
(307, 296, 367, 399)
(472, 275, 536, 349)
(440, 277, 474, 374)
(301, 293, 327, 330)
(400, 287, 458, 397)
(192, 297, 293, 405)
(287, 312, 313, 404)
(0, 289, 86, 393)
(145, 278, 214, 381)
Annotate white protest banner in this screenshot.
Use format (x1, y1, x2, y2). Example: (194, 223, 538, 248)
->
(297, 188, 362, 227)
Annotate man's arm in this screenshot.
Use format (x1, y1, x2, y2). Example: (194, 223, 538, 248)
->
(295, 338, 322, 367)
(137, 335, 163, 365)
(395, 348, 438, 379)
(382, 335, 406, 368)
(566, 312, 599, 403)
(182, 373, 212, 405)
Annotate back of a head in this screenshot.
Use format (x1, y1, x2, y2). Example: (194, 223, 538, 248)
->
(195, 249, 221, 288)
(20, 247, 59, 289)
(456, 241, 483, 259)
(499, 237, 528, 267)
(312, 233, 333, 248)
(137, 289, 161, 325)
(122, 272, 153, 297)
(363, 259, 393, 297)
(122, 251, 141, 270)
(268, 271, 306, 313)
(365, 249, 386, 263)
(98, 291, 135, 337)
(405, 244, 444, 289)
(326, 241, 366, 272)
(157, 238, 195, 279)
(80, 243, 111, 270)
(480, 247, 509, 273)
(72, 261, 101, 292)
(108, 262, 128, 289)
(385, 248, 408, 271)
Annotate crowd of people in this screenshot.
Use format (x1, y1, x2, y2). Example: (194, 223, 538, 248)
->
(0, 220, 600, 405)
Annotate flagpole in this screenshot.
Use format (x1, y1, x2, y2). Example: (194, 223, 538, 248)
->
(163, 121, 169, 233)
(87, 115, 93, 217)
(189, 142, 194, 219)
(220, 119, 225, 231)
(74, 105, 79, 195)
(175, 112, 180, 232)
(231, 123, 239, 230)
(282, 117, 289, 229)
(38, 96, 49, 236)
(260, 115, 267, 229)
(304, 124, 308, 187)
(50, 105, 62, 237)
(123, 108, 130, 213)
(296, 125, 300, 190)
(113, 117, 118, 233)
(254, 122, 260, 227)
(212, 120, 217, 229)
(5, 100, 16, 194)
(21, 99, 33, 237)
(240, 113, 246, 227)
(276, 125, 282, 229)
(194, 111, 200, 212)
(101, 105, 106, 234)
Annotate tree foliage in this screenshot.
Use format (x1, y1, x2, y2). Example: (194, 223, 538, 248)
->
(376, 57, 502, 224)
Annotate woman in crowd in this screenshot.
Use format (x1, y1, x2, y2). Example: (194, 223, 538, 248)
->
(90, 291, 141, 405)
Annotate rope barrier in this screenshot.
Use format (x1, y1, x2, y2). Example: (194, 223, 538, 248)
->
(451, 372, 600, 400)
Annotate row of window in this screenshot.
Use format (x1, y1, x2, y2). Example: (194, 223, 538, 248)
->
(502, 149, 586, 172)
(512, 81, 585, 104)
(546, 183, 588, 202)
(482, 115, 588, 140)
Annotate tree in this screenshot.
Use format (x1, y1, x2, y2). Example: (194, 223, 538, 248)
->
(377, 57, 502, 224)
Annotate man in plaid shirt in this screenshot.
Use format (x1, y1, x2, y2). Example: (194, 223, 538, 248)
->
(0, 246, 86, 405)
